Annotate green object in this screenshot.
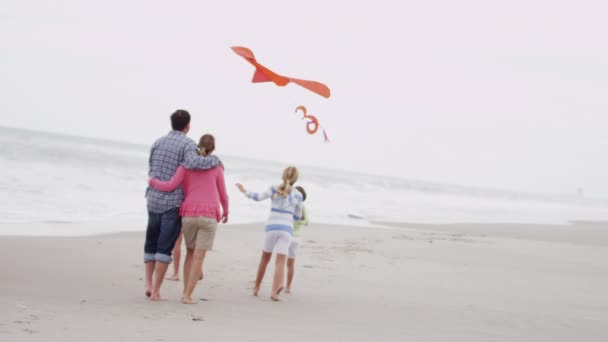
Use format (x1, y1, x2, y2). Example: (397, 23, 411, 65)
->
(293, 205, 308, 237)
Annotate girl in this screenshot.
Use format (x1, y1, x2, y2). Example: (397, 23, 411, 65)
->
(236, 166, 303, 301)
(149, 134, 229, 304)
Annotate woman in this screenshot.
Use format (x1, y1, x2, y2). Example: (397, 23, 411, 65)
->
(149, 134, 228, 304)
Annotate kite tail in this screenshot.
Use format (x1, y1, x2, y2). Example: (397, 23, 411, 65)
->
(322, 127, 330, 143)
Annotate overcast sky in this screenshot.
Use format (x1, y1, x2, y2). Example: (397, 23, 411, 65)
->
(1, 0, 607, 197)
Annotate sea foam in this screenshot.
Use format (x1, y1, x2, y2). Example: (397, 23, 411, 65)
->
(2, 126, 608, 235)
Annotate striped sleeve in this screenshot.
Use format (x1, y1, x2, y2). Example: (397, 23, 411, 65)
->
(245, 186, 275, 202)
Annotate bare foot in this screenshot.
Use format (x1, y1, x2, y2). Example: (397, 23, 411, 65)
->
(166, 274, 179, 281)
(149, 293, 166, 301)
(253, 287, 260, 296)
(182, 297, 197, 304)
(145, 285, 152, 298)
(271, 287, 284, 301)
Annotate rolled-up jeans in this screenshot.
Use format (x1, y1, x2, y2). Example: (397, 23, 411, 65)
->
(144, 207, 181, 264)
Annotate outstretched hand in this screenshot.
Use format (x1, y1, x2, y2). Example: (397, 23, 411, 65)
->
(235, 183, 246, 193)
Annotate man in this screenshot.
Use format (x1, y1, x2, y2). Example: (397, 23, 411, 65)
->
(144, 109, 220, 301)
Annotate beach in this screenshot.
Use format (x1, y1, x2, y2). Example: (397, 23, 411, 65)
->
(2, 220, 607, 341)
(3, 1, 608, 340)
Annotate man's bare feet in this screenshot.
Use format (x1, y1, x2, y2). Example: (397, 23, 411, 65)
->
(182, 297, 197, 304)
(145, 289, 152, 298)
(166, 274, 179, 281)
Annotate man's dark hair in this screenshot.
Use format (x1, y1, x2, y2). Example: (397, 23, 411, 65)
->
(171, 109, 191, 131)
(295, 186, 307, 201)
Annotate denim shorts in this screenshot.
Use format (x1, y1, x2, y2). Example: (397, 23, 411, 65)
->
(144, 207, 182, 264)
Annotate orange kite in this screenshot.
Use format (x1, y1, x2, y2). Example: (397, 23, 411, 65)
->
(295, 105, 330, 143)
(231, 46, 331, 98)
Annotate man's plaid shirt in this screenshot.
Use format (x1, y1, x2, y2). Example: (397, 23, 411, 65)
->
(145, 130, 220, 213)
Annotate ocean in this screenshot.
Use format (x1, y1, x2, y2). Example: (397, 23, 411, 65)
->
(2, 126, 608, 235)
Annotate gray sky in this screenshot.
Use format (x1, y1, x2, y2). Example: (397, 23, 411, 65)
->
(1, 0, 607, 197)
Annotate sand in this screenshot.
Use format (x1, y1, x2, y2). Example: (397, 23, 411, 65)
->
(1, 220, 607, 341)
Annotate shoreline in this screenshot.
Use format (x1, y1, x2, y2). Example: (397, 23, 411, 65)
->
(2, 217, 607, 236)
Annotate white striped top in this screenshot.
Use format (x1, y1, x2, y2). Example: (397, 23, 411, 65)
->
(244, 186, 304, 235)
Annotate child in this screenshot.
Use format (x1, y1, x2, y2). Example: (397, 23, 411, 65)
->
(236, 166, 303, 301)
(166, 234, 203, 282)
(286, 186, 308, 294)
(166, 234, 183, 281)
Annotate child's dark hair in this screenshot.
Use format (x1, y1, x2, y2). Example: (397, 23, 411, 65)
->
(295, 186, 307, 201)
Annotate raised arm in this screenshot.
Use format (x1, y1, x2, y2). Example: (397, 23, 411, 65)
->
(182, 140, 221, 170)
(236, 184, 275, 202)
(217, 168, 229, 221)
(149, 166, 186, 192)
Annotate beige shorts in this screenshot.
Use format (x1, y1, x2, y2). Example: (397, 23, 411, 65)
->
(181, 217, 218, 250)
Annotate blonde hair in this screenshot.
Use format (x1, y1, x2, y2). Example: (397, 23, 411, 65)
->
(198, 134, 215, 156)
(277, 166, 299, 197)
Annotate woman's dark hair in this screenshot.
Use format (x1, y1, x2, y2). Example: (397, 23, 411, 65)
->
(170, 109, 191, 131)
(198, 134, 215, 156)
(295, 186, 307, 201)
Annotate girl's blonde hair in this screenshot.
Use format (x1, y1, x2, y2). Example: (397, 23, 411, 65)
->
(198, 134, 215, 156)
(277, 166, 299, 197)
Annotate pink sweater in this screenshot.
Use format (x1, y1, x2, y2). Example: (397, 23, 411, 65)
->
(149, 165, 229, 222)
